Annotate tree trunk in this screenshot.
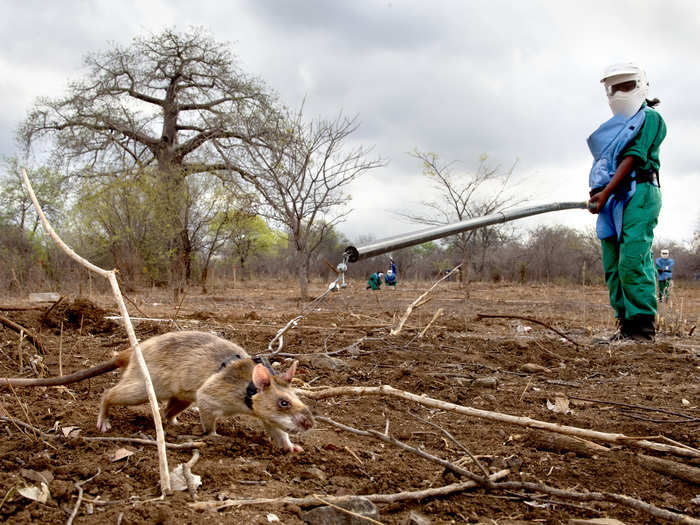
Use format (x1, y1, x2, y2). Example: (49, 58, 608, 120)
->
(297, 253, 309, 299)
(201, 266, 208, 294)
(459, 251, 470, 289)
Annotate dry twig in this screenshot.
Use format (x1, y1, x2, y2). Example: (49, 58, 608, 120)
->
(317, 416, 491, 486)
(569, 395, 699, 422)
(475, 313, 581, 347)
(391, 265, 461, 336)
(418, 308, 444, 338)
(189, 470, 510, 511)
(67, 468, 101, 525)
(20, 168, 171, 494)
(410, 414, 491, 479)
(0, 314, 46, 355)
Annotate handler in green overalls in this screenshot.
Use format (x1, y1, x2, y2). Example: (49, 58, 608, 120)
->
(366, 272, 383, 291)
(587, 63, 666, 341)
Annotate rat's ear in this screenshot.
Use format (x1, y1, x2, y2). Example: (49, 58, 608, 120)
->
(281, 360, 298, 383)
(252, 364, 271, 389)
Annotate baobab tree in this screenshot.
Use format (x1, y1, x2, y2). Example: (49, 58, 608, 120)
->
(19, 28, 278, 293)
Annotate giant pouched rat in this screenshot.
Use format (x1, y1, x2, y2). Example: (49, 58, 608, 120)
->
(2, 331, 314, 452)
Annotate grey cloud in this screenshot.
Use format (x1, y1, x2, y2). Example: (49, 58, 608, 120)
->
(1, 0, 698, 243)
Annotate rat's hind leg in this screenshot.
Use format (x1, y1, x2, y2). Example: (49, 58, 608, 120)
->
(165, 398, 192, 425)
(97, 380, 148, 432)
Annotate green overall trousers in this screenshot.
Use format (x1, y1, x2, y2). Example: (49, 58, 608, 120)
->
(600, 182, 661, 323)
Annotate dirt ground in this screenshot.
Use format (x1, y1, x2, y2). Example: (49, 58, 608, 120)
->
(0, 278, 698, 524)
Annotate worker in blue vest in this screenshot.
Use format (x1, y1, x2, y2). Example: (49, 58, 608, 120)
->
(384, 258, 397, 288)
(655, 248, 674, 302)
(587, 62, 666, 342)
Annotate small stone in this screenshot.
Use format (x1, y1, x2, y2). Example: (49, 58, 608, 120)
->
(405, 510, 431, 525)
(311, 356, 347, 370)
(473, 376, 499, 388)
(519, 363, 548, 373)
(300, 466, 326, 481)
(302, 496, 379, 525)
(568, 519, 627, 525)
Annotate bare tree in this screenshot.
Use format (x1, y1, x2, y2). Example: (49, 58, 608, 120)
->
(19, 28, 278, 293)
(400, 150, 524, 286)
(225, 107, 384, 297)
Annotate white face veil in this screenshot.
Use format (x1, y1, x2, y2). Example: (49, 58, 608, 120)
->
(601, 63, 649, 118)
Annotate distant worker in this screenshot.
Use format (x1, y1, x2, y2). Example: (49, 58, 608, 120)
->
(655, 248, 674, 302)
(367, 272, 383, 290)
(587, 62, 666, 342)
(384, 258, 397, 288)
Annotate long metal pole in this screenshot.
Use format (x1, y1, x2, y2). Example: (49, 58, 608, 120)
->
(344, 201, 589, 263)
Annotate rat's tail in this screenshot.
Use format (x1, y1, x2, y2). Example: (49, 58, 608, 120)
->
(0, 349, 131, 387)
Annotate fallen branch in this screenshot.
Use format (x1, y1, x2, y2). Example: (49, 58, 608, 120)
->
(391, 265, 461, 336)
(20, 167, 171, 495)
(297, 384, 700, 459)
(189, 469, 510, 512)
(636, 454, 700, 484)
(0, 314, 46, 354)
(475, 313, 581, 347)
(525, 430, 611, 457)
(496, 480, 700, 524)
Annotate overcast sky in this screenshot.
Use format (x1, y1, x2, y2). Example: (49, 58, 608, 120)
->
(1, 0, 698, 248)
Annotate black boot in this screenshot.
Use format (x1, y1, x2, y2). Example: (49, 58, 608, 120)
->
(597, 318, 634, 343)
(629, 315, 656, 341)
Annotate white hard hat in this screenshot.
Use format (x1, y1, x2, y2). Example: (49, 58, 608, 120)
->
(660, 249, 669, 257)
(387, 270, 393, 276)
(600, 62, 648, 118)
(600, 62, 645, 83)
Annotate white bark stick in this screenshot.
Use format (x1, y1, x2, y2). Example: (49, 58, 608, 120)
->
(391, 265, 460, 336)
(20, 168, 171, 495)
(297, 384, 700, 459)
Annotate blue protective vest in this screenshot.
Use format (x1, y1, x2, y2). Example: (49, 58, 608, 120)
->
(655, 257, 674, 281)
(587, 109, 646, 240)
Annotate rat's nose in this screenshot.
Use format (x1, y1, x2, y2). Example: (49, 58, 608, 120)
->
(296, 411, 314, 430)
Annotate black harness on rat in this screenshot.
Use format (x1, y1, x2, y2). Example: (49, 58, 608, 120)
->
(218, 354, 277, 410)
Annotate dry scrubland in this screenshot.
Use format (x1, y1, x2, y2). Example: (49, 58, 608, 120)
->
(0, 279, 698, 524)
